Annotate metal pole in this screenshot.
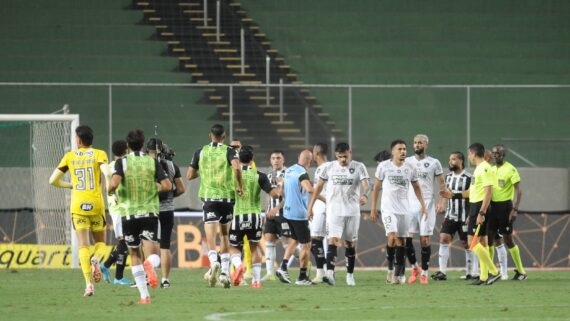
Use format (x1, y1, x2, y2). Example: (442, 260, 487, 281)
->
(305, 106, 309, 146)
(330, 136, 336, 159)
(216, 1, 220, 42)
(203, 0, 208, 27)
(279, 78, 284, 122)
(348, 86, 352, 148)
(108, 84, 112, 156)
(466, 86, 471, 151)
(229, 85, 233, 141)
(240, 28, 245, 74)
(266, 55, 270, 106)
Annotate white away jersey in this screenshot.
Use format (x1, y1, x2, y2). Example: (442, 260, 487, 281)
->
(406, 156, 443, 200)
(320, 160, 369, 217)
(313, 162, 329, 212)
(375, 160, 417, 215)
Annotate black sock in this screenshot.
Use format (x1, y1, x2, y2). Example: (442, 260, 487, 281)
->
(326, 244, 337, 271)
(299, 267, 307, 279)
(311, 238, 325, 269)
(345, 247, 356, 274)
(104, 246, 118, 269)
(395, 246, 405, 276)
(405, 238, 417, 266)
(421, 246, 431, 271)
(115, 239, 128, 280)
(281, 259, 288, 271)
(386, 245, 395, 270)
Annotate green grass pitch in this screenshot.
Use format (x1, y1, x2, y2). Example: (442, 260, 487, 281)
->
(1, 269, 569, 321)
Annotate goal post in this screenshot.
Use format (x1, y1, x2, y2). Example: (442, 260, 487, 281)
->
(0, 114, 80, 268)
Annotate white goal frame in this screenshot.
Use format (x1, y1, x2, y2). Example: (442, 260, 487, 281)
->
(0, 114, 80, 268)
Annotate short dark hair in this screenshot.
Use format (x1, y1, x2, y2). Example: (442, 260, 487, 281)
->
(335, 142, 350, 153)
(374, 150, 391, 162)
(126, 129, 145, 152)
(469, 143, 485, 158)
(75, 125, 94, 146)
(451, 151, 465, 168)
(146, 138, 163, 151)
(314, 143, 328, 155)
(270, 150, 285, 157)
(239, 145, 254, 163)
(390, 139, 406, 150)
(111, 140, 128, 157)
(210, 124, 225, 139)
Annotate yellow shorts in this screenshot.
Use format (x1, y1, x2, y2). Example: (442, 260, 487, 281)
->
(72, 213, 106, 232)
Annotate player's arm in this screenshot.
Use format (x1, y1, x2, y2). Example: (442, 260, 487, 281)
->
(267, 199, 284, 219)
(49, 168, 72, 189)
(173, 164, 186, 197)
(435, 174, 446, 214)
(154, 159, 172, 192)
(108, 160, 123, 194)
(307, 179, 325, 221)
(260, 172, 281, 198)
(187, 148, 201, 180)
(99, 162, 111, 191)
(412, 181, 428, 219)
(370, 178, 382, 223)
(476, 185, 492, 225)
(359, 178, 370, 206)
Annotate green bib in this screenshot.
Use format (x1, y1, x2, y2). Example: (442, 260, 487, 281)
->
(119, 154, 160, 216)
(198, 144, 235, 200)
(234, 168, 261, 216)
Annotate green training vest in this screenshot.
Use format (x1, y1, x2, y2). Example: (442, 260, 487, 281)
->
(198, 143, 235, 200)
(233, 168, 261, 215)
(119, 154, 160, 216)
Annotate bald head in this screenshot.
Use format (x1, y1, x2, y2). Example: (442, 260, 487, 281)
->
(298, 149, 313, 168)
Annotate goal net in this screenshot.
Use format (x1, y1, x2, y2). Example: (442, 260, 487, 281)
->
(0, 114, 80, 267)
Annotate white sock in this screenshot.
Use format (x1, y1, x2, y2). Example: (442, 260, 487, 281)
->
(220, 253, 230, 275)
(438, 244, 449, 274)
(471, 250, 480, 276)
(421, 269, 428, 277)
(316, 268, 325, 278)
(231, 253, 242, 269)
(287, 255, 296, 268)
(162, 277, 169, 283)
(252, 263, 262, 282)
(496, 244, 508, 276)
(146, 254, 160, 268)
(465, 249, 472, 275)
(208, 250, 218, 266)
(265, 241, 276, 275)
(132, 264, 149, 299)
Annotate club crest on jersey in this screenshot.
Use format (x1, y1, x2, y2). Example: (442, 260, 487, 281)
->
(80, 203, 94, 211)
(349, 168, 355, 174)
(424, 163, 430, 168)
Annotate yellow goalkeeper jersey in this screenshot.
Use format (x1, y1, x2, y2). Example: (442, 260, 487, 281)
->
(57, 147, 108, 216)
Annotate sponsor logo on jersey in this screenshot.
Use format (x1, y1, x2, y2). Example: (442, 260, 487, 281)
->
(417, 171, 429, 179)
(80, 203, 94, 211)
(498, 179, 505, 188)
(388, 176, 407, 187)
(332, 175, 354, 185)
(239, 221, 252, 229)
(74, 150, 94, 157)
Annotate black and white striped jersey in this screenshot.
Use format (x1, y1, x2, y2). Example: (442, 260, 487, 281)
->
(267, 167, 286, 216)
(445, 171, 471, 222)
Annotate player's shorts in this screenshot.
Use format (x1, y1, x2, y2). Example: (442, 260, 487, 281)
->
(467, 201, 487, 236)
(286, 218, 311, 244)
(440, 217, 468, 242)
(110, 212, 123, 239)
(121, 214, 159, 248)
(263, 215, 291, 237)
(72, 213, 106, 232)
(310, 201, 327, 238)
(326, 215, 360, 242)
(229, 213, 262, 248)
(488, 200, 513, 235)
(202, 200, 234, 225)
(159, 210, 174, 249)
(381, 211, 409, 237)
(408, 199, 436, 236)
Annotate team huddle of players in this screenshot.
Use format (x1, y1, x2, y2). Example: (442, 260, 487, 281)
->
(49, 123, 527, 304)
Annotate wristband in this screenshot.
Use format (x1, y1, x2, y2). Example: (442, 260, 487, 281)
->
(478, 211, 486, 216)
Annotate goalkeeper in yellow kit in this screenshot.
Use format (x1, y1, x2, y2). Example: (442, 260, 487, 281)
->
(49, 125, 110, 297)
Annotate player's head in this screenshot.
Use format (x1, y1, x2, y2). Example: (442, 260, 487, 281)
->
(334, 142, 351, 166)
(239, 145, 254, 164)
(374, 150, 391, 164)
(390, 139, 407, 161)
(449, 151, 465, 172)
(468, 142, 485, 164)
(491, 144, 507, 165)
(75, 125, 94, 147)
(209, 124, 226, 142)
(230, 139, 241, 150)
(313, 143, 328, 161)
(112, 140, 128, 158)
(126, 129, 145, 152)
(413, 134, 429, 155)
(298, 149, 313, 168)
(145, 138, 163, 158)
(270, 150, 285, 170)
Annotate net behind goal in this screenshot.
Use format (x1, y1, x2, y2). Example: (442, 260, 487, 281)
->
(0, 114, 79, 267)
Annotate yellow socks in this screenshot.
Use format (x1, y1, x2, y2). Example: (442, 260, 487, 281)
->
(79, 246, 92, 284)
(473, 244, 498, 281)
(509, 245, 526, 274)
(93, 242, 106, 262)
(243, 235, 252, 275)
(488, 245, 495, 262)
